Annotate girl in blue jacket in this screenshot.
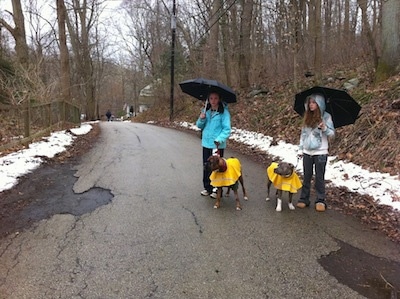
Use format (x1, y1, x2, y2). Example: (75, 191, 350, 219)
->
(297, 94, 335, 212)
(196, 92, 231, 198)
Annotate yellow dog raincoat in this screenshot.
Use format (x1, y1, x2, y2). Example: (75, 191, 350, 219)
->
(267, 162, 302, 193)
(210, 158, 241, 187)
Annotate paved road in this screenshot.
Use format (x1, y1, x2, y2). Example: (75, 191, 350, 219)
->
(0, 122, 399, 299)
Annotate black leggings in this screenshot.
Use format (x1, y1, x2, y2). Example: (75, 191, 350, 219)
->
(202, 147, 224, 193)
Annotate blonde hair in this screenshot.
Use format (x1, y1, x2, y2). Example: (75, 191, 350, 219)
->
(303, 96, 322, 128)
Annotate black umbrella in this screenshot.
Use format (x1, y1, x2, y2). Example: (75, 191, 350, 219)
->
(294, 86, 361, 128)
(179, 78, 237, 103)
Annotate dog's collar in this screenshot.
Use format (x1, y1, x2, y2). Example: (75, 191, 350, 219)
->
(282, 173, 293, 178)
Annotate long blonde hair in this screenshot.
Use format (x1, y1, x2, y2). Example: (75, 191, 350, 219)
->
(303, 96, 322, 128)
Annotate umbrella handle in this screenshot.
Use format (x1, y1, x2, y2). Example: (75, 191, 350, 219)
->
(203, 98, 208, 112)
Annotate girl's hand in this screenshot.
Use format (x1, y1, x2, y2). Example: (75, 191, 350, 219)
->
(199, 112, 206, 119)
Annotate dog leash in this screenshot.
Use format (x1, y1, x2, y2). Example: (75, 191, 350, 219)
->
(213, 141, 221, 156)
(212, 148, 220, 156)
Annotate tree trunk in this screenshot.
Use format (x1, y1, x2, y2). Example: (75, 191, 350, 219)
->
(376, 0, 400, 82)
(358, 0, 379, 69)
(203, 0, 220, 77)
(0, 0, 30, 67)
(11, 0, 29, 67)
(57, 0, 71, 106)
(230, 4, 240, 86)
(290, 0, 302, 88)
(220, 0, 233, 87)
(238, 0, 253, 89)
(313, 0, 322, 82)
(65, 0, 97, 121)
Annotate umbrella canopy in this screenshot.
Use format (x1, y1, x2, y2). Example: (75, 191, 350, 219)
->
(294, 86, 361, 128)
(179, 78, 237, 103)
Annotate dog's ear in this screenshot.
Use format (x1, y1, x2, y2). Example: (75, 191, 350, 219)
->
(208, 156, 217, 163)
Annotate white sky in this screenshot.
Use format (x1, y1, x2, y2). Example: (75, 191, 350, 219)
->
(1, 121, 399, 213)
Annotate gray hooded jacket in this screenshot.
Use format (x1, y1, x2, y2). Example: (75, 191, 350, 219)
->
(298, 94, 335, 155)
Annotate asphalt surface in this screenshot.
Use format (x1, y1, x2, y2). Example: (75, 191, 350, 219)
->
(0, 122, 399, 299)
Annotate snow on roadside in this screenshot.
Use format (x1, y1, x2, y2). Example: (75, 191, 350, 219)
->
(0, 123, 93, 192)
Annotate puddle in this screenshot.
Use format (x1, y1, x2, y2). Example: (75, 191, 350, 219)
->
(319, 239, 400, 299)
(0, 161, 113, 238)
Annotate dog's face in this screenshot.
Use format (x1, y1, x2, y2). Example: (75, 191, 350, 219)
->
(274, 162, 294, 178)
(207, 155, 222, 171)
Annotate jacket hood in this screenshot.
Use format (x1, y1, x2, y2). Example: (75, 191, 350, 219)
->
(305, 93, 326, 114)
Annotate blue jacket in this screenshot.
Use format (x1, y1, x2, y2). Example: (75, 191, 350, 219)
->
(196, 104, 231, 149)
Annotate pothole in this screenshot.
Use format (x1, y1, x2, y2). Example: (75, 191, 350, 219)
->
(319, 239, 400, 299)
(0, 161, 113, 238)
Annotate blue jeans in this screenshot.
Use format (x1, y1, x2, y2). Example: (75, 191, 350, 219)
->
(202, 147, 224, 193)
(299, 153, 327, 205)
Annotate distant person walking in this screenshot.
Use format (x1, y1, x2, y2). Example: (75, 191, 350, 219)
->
(297, 94, 335, 212)
(106, 110, 112, 121)
(196, 92, 231, 198)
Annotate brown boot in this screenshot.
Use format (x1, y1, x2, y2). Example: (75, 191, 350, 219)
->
(296, 200, 309, 208)
(315, 202, 326, 212)
(297, 202, 307, 208)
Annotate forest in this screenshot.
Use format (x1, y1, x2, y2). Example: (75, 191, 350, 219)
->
(0, 0, 398, 117)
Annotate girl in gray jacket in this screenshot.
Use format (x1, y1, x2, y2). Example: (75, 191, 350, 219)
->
(297, 94, 335, 212)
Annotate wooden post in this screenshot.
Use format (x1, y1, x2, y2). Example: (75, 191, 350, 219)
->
(24, 99, 30, 137)
(48, 103, 51, 127)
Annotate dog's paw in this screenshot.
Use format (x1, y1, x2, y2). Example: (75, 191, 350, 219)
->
(275, 206, 282, 212)
(213, 205, 219, 209)
(266, 197, 270, 201)
(244, 196, 249, 201)
(236, 206, 242, 211)
(288, 203, 295, 210)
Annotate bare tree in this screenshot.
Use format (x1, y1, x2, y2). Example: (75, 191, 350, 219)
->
(120, 0, 170, 78)
(376, 0, 400, 81)
(65, 0, 102, 120)
(289, 0, 305, 88)
(0, 0, 30, 67)
(313, 0, 322, 81)
(202, 0, 220, 76)
(238, 0, 253, 89)
(57, 0, 71, 104)
(358, 0, 379, 69)
(220, 0, 234, 86)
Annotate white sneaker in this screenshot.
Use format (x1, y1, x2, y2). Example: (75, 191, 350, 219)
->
(201, 190, 210, 196)
(210, 192, 217, 199)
